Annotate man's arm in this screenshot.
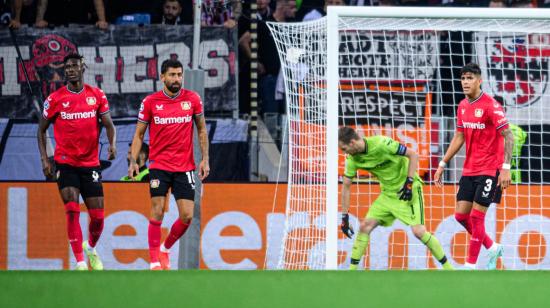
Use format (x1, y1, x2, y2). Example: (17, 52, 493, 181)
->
(93, 0, 109, 29)
(37, 117, 53, 178)
(9, 0, 23, 28)
(340, 176, 354, 239)
(238, 31, 252, 59)
(434, 131, 464, 186)
(404, 147, 419, 179)
(35, 0, 48, 28)
(341, 176, 352, 214)
(498, 127, 514, 189)
(101, 112, 116, 160)
(129, 122, 148, 179)
(194, 114, 210, 180)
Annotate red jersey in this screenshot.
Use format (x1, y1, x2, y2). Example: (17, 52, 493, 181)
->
(138, 89, 203, 172)
(456, 92, 509, 177)
(42, 84, 110, 167)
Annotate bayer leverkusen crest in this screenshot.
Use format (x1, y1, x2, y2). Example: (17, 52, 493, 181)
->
(475, 109, 483, 117)
(484, 34, 549, 108)
(86, 97, 97, 106)
(181, 101, 191, 110)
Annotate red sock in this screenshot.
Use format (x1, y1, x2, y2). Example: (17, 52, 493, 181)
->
(148, 219, 162, 263)
(467, 209, 487, 264)
(455, 212, 494, 249)
(65, 202, 84, 262)
(88, 209, 104, 248)
(163, 219, 191, 249)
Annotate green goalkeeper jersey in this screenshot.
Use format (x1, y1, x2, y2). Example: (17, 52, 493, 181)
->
(344, 136, 420, 193)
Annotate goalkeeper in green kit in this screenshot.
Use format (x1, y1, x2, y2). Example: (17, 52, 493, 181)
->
(338, 126, 454, 270)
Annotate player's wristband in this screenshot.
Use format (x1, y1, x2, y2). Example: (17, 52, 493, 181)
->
(502, 163, 511, 170)
(439, 161, 447, 168)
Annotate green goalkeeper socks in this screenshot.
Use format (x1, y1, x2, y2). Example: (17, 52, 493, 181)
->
(420, 232, 454, 270)
(349, 232, 369, 270)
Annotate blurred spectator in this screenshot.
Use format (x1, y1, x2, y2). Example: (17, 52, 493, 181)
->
(303, 0, 346, 21)
(539, 0, 550, 7)
(34, 0, 108, 29)
(257, 0, 273, 20)
(120, 143, 150, 182)
(348, 0, 378, 4)
(153, 0, 183, 25)
(201, 0, 241, 28)
(8, 0, 37, 29)
(508, 0, 536, 6)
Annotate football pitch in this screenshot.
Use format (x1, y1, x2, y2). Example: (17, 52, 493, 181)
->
(0, 270, 548, 308)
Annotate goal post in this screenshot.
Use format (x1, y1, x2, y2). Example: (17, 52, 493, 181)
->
(268, 7, 550, 270)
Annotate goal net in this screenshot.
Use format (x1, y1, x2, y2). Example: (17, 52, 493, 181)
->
(267, 7, 550, 270)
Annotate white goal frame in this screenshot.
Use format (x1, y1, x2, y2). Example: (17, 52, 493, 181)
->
(324, 7, 550, 270)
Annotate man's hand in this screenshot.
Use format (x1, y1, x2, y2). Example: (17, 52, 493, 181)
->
(399, 177, 414, 201)
(41, 157, 53, 179)
(340, 213, 355, 239)
(434, 166, 444, 187)
(96, 20, 109, 30)
(107, 144, 117, 160)
(128, 161, 139, 180)
(9, 19, 21, 29)
(498, 169, 511, 189)
(198, 159, 210, 180)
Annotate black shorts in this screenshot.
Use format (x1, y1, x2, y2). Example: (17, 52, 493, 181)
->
(55, 163, 104, 198)
(149, 169, 195, 201)
(456, 173, 500, 207)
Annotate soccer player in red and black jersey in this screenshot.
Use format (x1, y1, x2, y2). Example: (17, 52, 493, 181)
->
(434, 63, 514, 270)
(128, 59, 209, 270)
(37, 54, 117, 270)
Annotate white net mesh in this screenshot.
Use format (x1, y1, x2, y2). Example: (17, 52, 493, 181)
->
(268, 11, 550, 270)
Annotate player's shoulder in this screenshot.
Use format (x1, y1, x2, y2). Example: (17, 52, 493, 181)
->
(85, 84, 104, 94)
(181, 89, 201, 101)
(47, 86, 68, 101)
(481, 93, 502, 109)
(367, 135, 392, 145)
(143, 90, 164, 103)
(457, 98, 469, 107)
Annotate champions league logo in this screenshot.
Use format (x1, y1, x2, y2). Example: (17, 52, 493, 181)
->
(486, 36, 549, 108)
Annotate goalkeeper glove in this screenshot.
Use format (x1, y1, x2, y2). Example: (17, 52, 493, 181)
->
(340, 213, 355, 239)
(399, 177, 414, 201)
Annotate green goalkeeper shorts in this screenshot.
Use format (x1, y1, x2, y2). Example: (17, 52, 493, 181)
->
(366, 179, 424, 227)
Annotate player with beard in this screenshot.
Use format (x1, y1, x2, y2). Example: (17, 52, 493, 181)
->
(37, 53, 117, 270)
(128, 59, 209, 270)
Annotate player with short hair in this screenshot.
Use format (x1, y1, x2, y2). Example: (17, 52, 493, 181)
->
(129, 59, 209, 270)
(339, 126, 454, 270)
(37, 53, 117, 270)
(434, 62, 514, 270)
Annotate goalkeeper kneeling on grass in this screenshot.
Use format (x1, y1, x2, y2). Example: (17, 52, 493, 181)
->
(338, 126, 454, 270)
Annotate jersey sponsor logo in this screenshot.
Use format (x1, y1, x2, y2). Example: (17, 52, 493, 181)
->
(497, 118, 507, 124)
(92, 171, 100, 182)
(181, 101, 191, 110)
(139, 103, 144, 112)
(475, 109, 483, 117)
(62, 102, 70, 108)
(60, 111, 97, 120)
(138, 113, 145, 119)
(86, 97, 97, 106)
(44, 101, 50, 110)
(155, 104, 164, 111)
(462, 121, 486, 129)
(494, 110, 505, 117)
(153, 115, 192, 125)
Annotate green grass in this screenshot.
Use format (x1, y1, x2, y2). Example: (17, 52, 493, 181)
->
(0, 271, 548, 308)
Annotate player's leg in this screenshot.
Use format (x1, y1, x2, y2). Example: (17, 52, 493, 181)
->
(455, 177, 495, 251)
(56, 164, 86, 270)
(349, 218, 379, 270)
(148, 170, 171, 270)
(349, 194, 393, 270)
(486, 188, 504, 270)
(159, 171, 196, 270)
(80, 167, 105, 270)
(466, 175, 499, 269)
(395, 181, 453, 270)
